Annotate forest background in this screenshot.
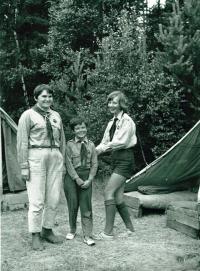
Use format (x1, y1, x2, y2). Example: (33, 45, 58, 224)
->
(1, 0, 200, 173)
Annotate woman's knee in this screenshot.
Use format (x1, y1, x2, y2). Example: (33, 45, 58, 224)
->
(115, 194, 124, 205)
(104, 189, 115, 201)
(115, 186, 125, 205)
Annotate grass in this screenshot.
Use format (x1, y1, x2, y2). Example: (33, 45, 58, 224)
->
(1, 182, 200, 271)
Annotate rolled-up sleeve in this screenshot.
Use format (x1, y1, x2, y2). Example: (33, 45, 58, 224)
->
(17, 111, 31, 169)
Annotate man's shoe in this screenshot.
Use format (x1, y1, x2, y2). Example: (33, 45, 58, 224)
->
(93, 232, 114, 241)
(66, 233, 76, 240)
(32, 232, 44, 251)
(41, 227, 64, 244)
(83, 237, 95, 246)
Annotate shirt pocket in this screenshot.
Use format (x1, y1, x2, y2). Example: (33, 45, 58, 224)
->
(71, 154, 81, 166)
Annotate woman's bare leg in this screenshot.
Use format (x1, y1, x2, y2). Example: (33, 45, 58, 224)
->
(104, 173, 126, 235)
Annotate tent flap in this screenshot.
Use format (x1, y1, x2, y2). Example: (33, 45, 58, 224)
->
(1, 108, 26, 192)
(125, 121, 200, 192)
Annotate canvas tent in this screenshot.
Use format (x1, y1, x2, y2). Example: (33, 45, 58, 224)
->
(1, 107, 26, 193)
(125, 120, 200, 193)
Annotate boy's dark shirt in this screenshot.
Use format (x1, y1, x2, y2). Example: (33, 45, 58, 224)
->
(65, 137, 98, 181)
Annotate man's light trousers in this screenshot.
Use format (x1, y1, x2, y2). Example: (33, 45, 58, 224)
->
(26, 148, 63, 233)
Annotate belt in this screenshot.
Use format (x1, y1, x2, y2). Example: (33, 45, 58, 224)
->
(29, 145, 59, 149)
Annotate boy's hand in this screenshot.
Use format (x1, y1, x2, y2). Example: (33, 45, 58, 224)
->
(81, 180, 92, 189)
(75, 177, 84, 187)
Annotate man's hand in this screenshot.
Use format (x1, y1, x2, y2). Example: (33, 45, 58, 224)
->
(75, 177, 84, 187)
(21, 168, 30, 182)
(81, 180, 92, 189)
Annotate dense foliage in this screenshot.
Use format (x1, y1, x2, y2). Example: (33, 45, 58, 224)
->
(1, 0, 199, 170)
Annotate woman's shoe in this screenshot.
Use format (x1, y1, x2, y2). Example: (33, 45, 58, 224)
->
(93, 232, 114, 241)
(66, 233, 76, 240)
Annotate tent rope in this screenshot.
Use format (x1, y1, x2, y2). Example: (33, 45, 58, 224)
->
(137, 131, 148, 166)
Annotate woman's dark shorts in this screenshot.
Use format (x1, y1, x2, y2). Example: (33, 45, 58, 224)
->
(111, 148, 135, 179)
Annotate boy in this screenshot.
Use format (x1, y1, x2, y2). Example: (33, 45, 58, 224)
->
(64, 117, 98, 246)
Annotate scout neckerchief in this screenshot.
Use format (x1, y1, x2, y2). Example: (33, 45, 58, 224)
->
(76, 137, 88, 167)
(32, 104, 55, 148)
(109, 117, 118, 141)
(109, 111, 124, 141)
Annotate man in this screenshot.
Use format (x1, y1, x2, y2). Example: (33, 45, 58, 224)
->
(17, 84, 65, 250)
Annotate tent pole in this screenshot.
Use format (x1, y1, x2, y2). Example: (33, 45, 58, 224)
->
(0, 110, 3, 197)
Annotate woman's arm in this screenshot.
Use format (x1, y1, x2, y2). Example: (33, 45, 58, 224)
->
(88, 142, 98, 181)
(96, 122, 112, 154)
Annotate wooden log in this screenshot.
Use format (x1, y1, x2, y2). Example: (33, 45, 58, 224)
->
(167, 219, 200, 239)
(124, 195, 140, 209)
(127, 206, 143, 218)
(167, 209, 199, 229)
(168, 201, 198, 211)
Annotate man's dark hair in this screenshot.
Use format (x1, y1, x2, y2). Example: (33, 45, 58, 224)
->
(34, 84, 54, 99)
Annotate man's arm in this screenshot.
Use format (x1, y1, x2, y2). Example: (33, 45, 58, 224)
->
(17, 111, 31, 181)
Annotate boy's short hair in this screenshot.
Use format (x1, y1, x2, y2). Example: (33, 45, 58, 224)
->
(70, 117, 87, 131)
(107, 91, 128, 112)
(34, 84, 54, 99)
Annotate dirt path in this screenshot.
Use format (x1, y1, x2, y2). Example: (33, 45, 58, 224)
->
(1, 186, 200, 271)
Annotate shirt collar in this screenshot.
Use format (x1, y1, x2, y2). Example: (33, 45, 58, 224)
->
(36, 104, 51, 114)
(75, 137, 88, 144)
(112, 111, 123, 121)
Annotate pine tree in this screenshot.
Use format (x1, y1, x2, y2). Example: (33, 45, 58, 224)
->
(157, 0, 200, 121)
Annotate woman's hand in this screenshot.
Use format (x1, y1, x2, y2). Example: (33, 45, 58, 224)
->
(95, 148, 101, 155)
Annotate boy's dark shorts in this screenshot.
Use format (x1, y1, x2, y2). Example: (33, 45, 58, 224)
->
(111, 148, 135, 179)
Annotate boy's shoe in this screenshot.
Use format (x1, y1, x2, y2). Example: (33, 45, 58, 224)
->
(93, 232, 114, 241)
(66, 233, 76, 240)
(118, 229, 135, 238)
(83, 237, 95, 246)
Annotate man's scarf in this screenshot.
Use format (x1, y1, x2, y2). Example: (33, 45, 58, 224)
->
(32, 105, 55, 148)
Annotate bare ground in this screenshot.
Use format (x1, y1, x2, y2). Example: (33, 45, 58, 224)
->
(1, 182, 200, 271)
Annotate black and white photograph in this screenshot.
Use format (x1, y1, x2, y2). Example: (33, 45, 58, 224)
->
(1, 0, 200, 270)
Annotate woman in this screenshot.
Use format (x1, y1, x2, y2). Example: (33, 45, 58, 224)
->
(17, 84, 66, 250)
(96, 91, 137, 239)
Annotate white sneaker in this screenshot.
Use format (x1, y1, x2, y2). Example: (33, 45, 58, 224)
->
(93, 232, 114, 241)
(83, 237, 95, 246)
(66, 233, 76, 240)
